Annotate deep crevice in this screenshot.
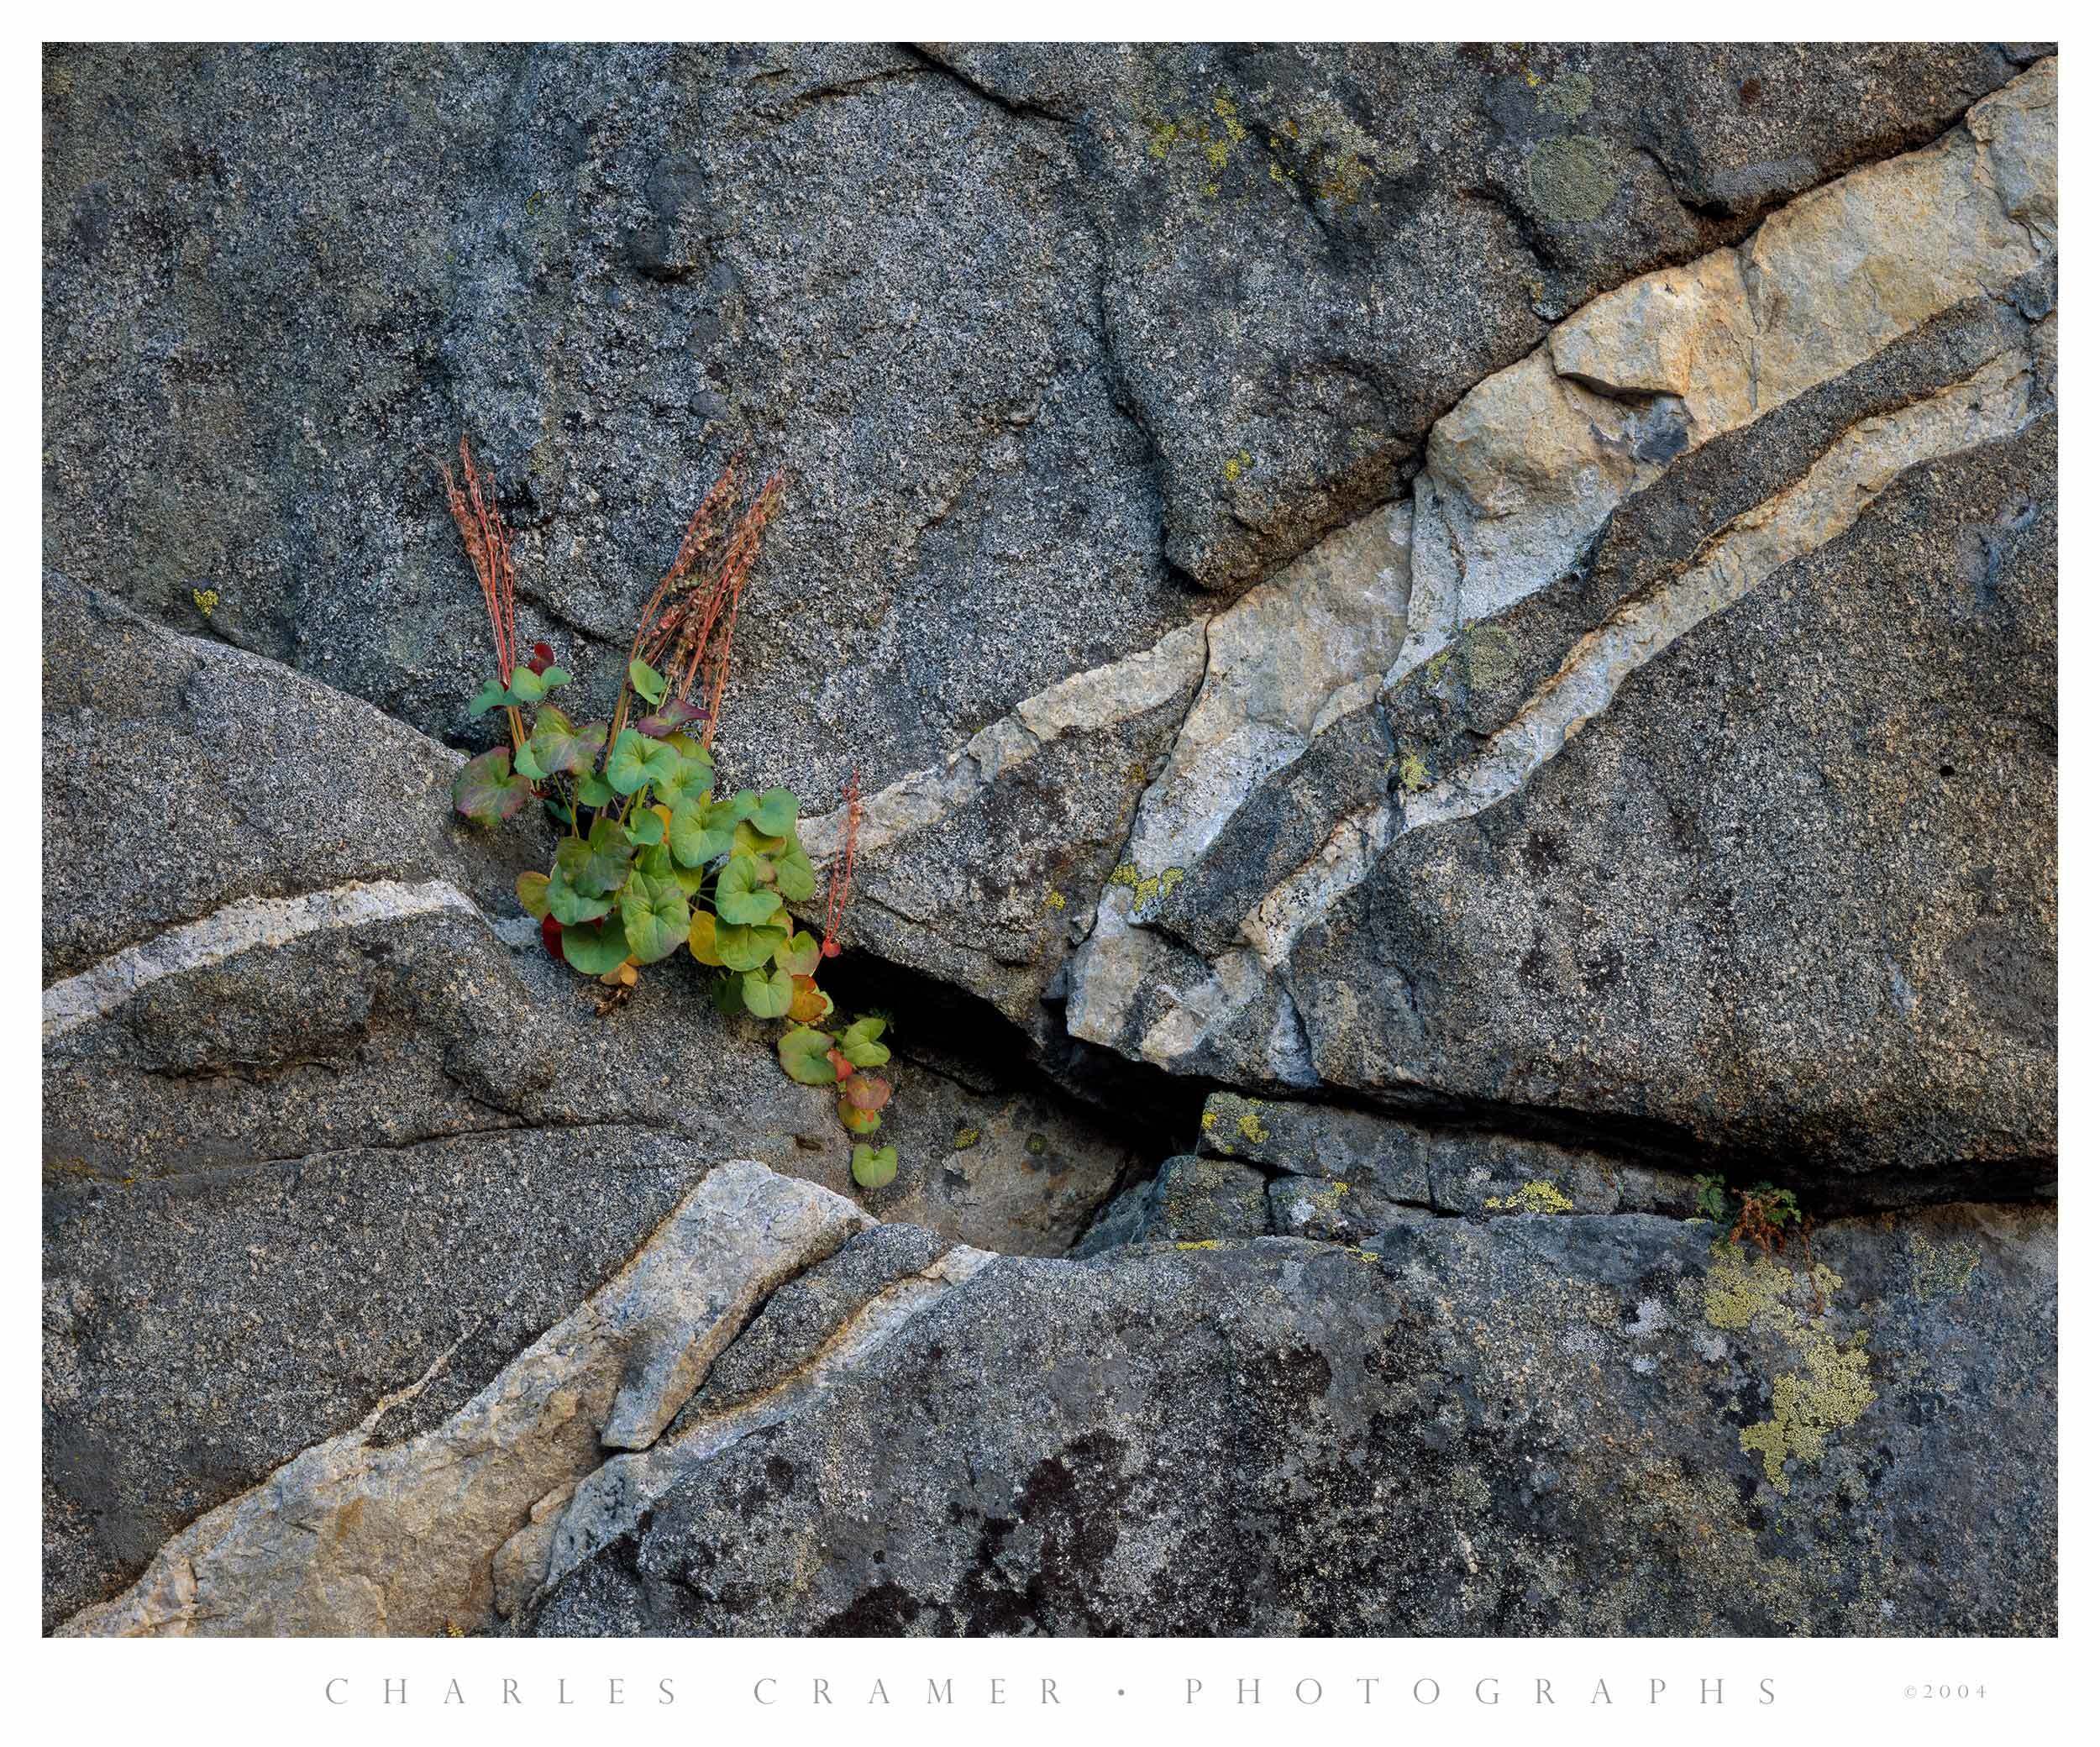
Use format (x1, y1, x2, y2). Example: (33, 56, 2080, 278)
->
(817, 946, 1204, 1173)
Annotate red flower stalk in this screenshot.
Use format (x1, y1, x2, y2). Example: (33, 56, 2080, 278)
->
(622, 462, 784, 752)
(821, 767, 862, 959)
(439, 438, 519, 684)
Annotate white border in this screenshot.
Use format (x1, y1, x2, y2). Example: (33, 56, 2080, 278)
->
(10, 9, 2082, 1739)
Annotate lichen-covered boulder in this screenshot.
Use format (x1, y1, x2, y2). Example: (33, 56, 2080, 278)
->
(522, 1186, 2055, 1636)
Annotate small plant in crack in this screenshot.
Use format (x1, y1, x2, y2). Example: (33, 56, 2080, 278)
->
(1694, 1173, 1822, 1306)
(440, 438, 900, 1174)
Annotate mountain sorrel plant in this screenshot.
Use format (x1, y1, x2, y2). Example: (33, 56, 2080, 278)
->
(441, 438, 899, 1188)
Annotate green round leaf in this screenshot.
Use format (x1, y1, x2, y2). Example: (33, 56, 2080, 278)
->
(774, 931, 822, 977)
(715, 920, 788, 973)
(753, 785, 799, 837)
(546, 860, 613, 926)
(559, 915, 631, 975)
(468, 679, 509, 721)
(576, 772, 616, 809)
(515, 870, 552, 921)
(838, 1102, 884, 1137)
(850, 1144, 898, 1190)
(656, 753, 714, 809)
(773, 842, 817, 903)
(627, 808, 666, 847)
(619, 870, 691, 964)
(558, 821, 634, 899)
(528, 706, 606, 778)
(732, 818, 789, 859)
(512, 738, 548, 780)
(504, 665, 548, 705)
(838, 1015, 891, 1069)
(779, 1026, 841, 1086)
(741, 966, 794, 1019)
(538, 665, 573, 690)
(453, 747, 531, 825)
(627, 658, 667, 706)
(716, 854, 783, 926)
(669, 797, 734, 868)
(606, 728, 678, 796)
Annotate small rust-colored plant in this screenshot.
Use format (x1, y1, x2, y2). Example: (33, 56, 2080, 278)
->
(440, 442, 898, 1183)
(1694, 1173, 1820, 1305)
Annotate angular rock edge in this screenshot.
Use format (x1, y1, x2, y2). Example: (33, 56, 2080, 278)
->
(59, 1162, 874, 1637)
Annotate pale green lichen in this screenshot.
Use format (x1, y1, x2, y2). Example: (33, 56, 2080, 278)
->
(1395, 752, 1432, 795)
(1536, 72, 1593, 118)
(1907, 1235, 1982, 1300)
(1526, 134, 1622, 223)
(1424, 623, 1520, 695)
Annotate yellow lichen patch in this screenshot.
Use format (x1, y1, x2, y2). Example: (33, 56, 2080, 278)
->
(1158, 866, 1185, 899)
(1485, 1180, 1574, 1215)
(1200, 1107, 1218, 1131)
(1107, 863, 1140, 889)
(1395, 752, 1432, 795)
(191, 587, 219, 617)
(1175, 1239, 1224, 1251)
(1703, 1244, 1814, 1332)
(1041, 888, 1067, 911)
(1213, 94, 1247, 141)
(1223, 449, 1251, 483)
(1740, 1333, 1877, 1493)
(1703, 1243, 1876, 1494)
(951, 1127, 980, 1152)
(1236, 1109, 1271, 1146)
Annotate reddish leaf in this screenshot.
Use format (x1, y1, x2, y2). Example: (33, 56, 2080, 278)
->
(787, 974, 831, 1025)
(540, 914, 564, 961)
(839, 1073, 892, 1114)
(527, 641, 556, 675)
